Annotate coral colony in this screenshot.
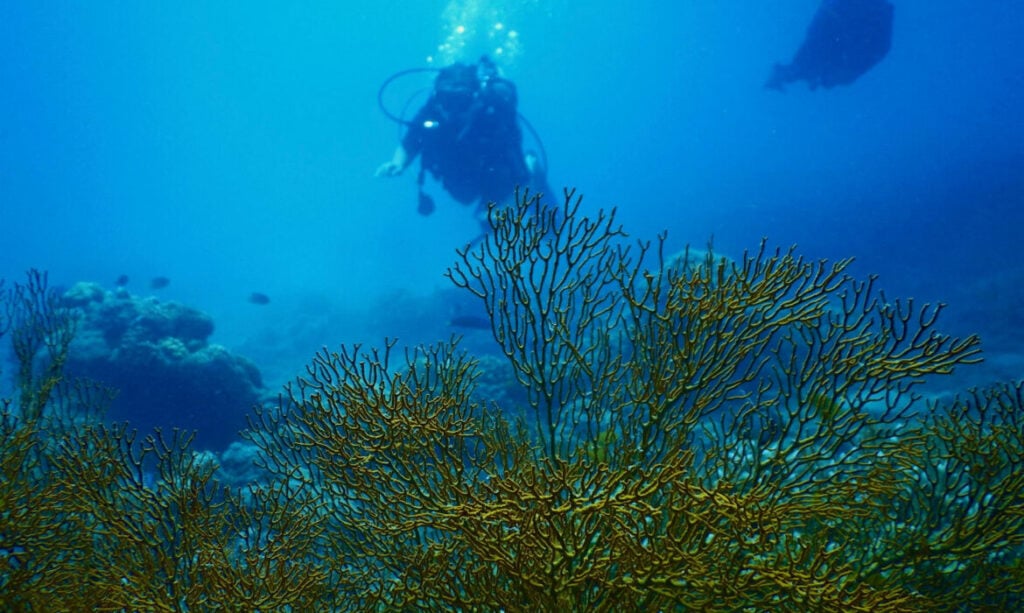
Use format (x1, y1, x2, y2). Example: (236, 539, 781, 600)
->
(1, 191, 1021, 610)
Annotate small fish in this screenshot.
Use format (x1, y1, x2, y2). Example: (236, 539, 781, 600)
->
(449, 314, 492, 330)
(248, 292, 271, 305)
(150, 277, 170, 289)
(115, 274, 129, 287)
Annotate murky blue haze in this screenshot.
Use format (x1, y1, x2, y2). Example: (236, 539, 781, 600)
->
(2, 2, 1021, 442)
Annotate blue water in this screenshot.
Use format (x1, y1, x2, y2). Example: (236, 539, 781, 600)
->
(3, 1, 1022, 391)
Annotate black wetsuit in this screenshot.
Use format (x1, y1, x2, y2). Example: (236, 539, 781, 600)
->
(402, 78, 531, 209)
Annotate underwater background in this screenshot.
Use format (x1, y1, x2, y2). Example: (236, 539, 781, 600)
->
(2, 0, 1022, 448)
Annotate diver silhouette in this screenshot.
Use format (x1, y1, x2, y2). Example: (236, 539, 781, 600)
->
(766, 0, 893, 91)
(376, 55, 552, 236)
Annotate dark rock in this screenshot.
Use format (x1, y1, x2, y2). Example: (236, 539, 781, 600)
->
(61, 282, 265, 451)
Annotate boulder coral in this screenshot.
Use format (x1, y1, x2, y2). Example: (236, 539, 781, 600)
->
(61, 282, 264, 449)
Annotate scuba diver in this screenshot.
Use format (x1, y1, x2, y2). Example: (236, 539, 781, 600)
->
(766, 0, 893, 91)
(376, 55, 552, 235)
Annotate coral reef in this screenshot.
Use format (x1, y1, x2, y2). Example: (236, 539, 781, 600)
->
(1, 191, 1022, 611)
(246, 190, 1020, 610)
(0, 272, 323, 610)
(60, 281, 265, 450)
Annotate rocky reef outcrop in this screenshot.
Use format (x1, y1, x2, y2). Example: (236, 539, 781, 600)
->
(61, 282, 265, 450)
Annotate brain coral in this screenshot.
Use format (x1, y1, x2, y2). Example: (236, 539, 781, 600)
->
(61, 282, 265, 450)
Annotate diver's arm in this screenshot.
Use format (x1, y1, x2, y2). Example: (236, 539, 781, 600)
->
(376, 100, 433, 177)
(485, 78, 518, 114)
(375, 145, 411, 177)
